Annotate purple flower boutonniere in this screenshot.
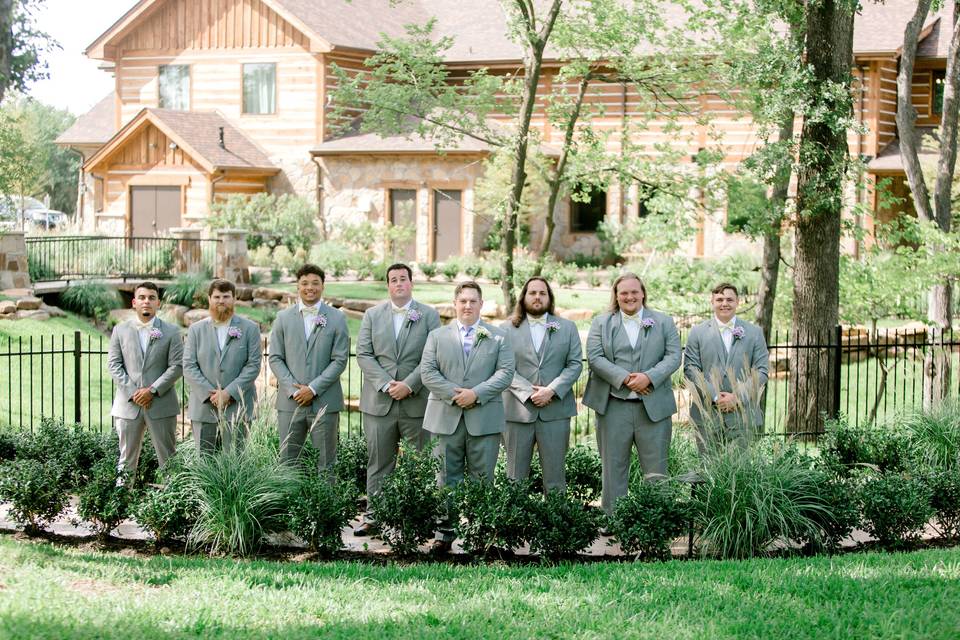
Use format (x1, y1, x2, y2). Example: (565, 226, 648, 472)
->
(227, 326, 242, 341)
(314, 314, 328, 329)
(407, 309, 421, 323)
(148, 328, 163, 342)
(732, 326, 745, 341)
(546, 321, 561, 334)
(475, 327, 491, 345)
(641, 317, 656, 330)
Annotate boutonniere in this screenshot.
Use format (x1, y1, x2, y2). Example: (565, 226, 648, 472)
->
(546, 320, 560, 334)
(407, 309, 421, 323)
(732, 326, 745, 341)
(227, 326, 242, 341)
(313, 314, 328, 329)
(641, 317, 655, 330)
(148, 327, 163, 342)
(475, 327, 491, 344)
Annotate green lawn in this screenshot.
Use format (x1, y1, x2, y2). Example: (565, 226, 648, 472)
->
(1, 537, 958, 639)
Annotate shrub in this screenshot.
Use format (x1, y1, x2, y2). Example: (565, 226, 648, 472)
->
(860, 473, 933, 550)
(419, 262, 438, 279)
(553, 266, 577, 288)
(0, 430, 19, 462)
(692, 446, 835, 559)
(17, 418, 113, 490)
(904, 403, 960, 471)
(565, 444, 602, 503)
(527, 490, 602, 560)
(209, 193, 318, 251)
(309, 241, 353, 278)
(333, 433, 368, 496)
(926, 468, 960, 539)
(440, 260, 460, 282)
(462, 257, 484, 279)
(668, 433, 700, 478)
(797, 473, 861, 553)
(609, 480, 691, 560)
(163, 273, 208, 308)
(481, 258, 503, 284)
(820, 417, 910, 477)
(134, 467, 201, 544)
(453, 478, 533, 556)
(370, 444, 445, 556)
(77, 455, 135, 539)
(584, 266, 602, 288)
(59, 281, 120, 321)
(0, 458, 69, 534)
(287, 472, 357, 555)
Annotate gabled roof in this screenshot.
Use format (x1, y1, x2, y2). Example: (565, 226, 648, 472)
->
(867, 127, 939, 174)
(854, 1, 953, 58)
(55, 93, 117, 146)
(84, 108, 278, 174)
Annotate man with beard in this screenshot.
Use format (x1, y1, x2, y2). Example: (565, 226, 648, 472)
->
(183, 279, 262, 452)
(500, 277, 582, 492)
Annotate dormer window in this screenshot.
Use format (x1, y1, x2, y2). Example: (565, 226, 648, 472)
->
(158, 65, 190, 110)
(243, 63, 277, 115)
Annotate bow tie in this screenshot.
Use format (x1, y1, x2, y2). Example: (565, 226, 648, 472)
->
(301, 306, 319, 317)
(392, 306, 408, 315)
(136, 321, 153, 330)
(622, 312, 641, 324)
(529, 316, 546, 326)
(718, 320, 734, 332)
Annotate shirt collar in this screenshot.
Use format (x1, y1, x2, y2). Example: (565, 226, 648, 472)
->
(620, 308, 644, 322)
(457, 320, 480, 333)
(715, 315, 737, 328)
(135, 316, 155, 330)
(391, 299, 413, 312)
(299, 299, 322, 312)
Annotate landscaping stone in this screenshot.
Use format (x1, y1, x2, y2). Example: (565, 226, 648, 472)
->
(253, 287, 286, 301)
(1, 288, 32, 298)
(109, 309, 136, 324)
(340, 299, 378, 313)
(159, 304, 189, 325)
(183, 309, 209, 325)
(342, 308, 364, 320)
(0, 312, 15, 321)
(15, 296, 42, 311)
(0, 300, 16, 315)
(18, 310, 50, 321)
(40, 303, 66, 318)
(558, 308, 594, 321)
(435, 303, 456, 320)
(480, 300, 505, 318)
(236, 285, 254, 301)
(252, 298, 280, 309)
(234, 300, 252, 307)
(325, 296, 344, 308)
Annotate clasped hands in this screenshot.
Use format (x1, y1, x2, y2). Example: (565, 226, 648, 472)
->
(622, 372, 653, 395)
(385, 380, 413, 401)
(132, 387, 153, 408)
(715, 391, 740, 413)
(529, 385, 556, 407)
(452, 387, 478, 408)
(208, 388, 234, 410)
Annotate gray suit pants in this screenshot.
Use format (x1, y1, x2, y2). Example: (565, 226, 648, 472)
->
(596, 397, 672, 516)
(279, 409, 339, 474)
(116, 414, 177, 475)
(503, 418, 570, 492)
(192, 419, 247, 454)
(363, 403, 428, 499)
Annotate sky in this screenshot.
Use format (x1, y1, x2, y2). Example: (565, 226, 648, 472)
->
(25, 0, 136, 115)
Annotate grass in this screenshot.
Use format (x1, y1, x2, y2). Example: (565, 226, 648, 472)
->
(1, 538, 959, 638)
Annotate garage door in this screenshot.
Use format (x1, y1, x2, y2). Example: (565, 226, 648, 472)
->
(131, 186, 182, 237)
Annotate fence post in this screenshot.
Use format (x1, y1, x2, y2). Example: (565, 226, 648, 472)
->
(0, 230, 31, 290)
(74, 330, 82, 426)
(216, 229, 250, 283)
(170, 227, 202, 273)
(832, 324, 842, 419)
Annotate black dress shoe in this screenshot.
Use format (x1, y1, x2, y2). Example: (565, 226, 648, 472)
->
(430, 538, 453, 555)
(353, 521, 379, 537)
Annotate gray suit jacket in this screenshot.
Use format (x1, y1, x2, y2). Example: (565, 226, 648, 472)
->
(357, 300, 442, 418)
(500, 315, 582, 423)
(683, 317, 769, 427)
(107, 317, 182, 420)
(183, 314, 262, 423)
(582, 307, 681, 421)
(268, 302, 349, 414)
(421, 321, 515, 436)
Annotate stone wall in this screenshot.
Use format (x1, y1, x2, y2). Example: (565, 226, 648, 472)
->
(0, 231, 31, 290)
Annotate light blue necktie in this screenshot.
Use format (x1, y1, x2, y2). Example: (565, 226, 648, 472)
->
(462, 326, 475, 356)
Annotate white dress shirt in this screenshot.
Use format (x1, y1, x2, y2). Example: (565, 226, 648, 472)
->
(213, 320, 230, 351)
(527, 314, 548, 353)
(457, 320, 480, 355)
(135, 317, 155, 354)
(620, 308, 644, 349)
(391, 300, 412, 339)
(715, 315, 737, 353)
(300, 300, 323, 339)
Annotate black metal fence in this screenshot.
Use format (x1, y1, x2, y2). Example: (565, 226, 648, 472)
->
(2, 327, 959, 441)
(25, 236, 219, 282)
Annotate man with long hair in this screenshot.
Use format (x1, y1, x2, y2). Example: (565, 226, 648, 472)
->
(500, 277, 582, 492)
(583, 273, 681, 516)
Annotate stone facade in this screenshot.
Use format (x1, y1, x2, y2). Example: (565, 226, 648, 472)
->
(217, 229, 250, 284)
(0, 232, 31, 290)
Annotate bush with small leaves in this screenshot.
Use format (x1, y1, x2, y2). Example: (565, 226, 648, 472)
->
(77, 455, 135, 539)
(440, 260, 460, 282)
(820, 417, 910, 478)
(60, 281, 121, 321)
(287, 472, 357, 555)
(462, 257, 484, 279)
(134, 467, 201, 544)
(163, 273, 209, 308)
(796, 472, 862, 553)
(527, 490, 602, 560)
(609, 480, 691, 560)
(925, 468, 960, 540)
(453, 477, 534, 556)
(333, 433, 368, 497)
(419, 262, 438, 279)
(565, 444, 602, 503)
(0, 458, 69, 534)
(481, 259, 503, 284)
(370, 444, 445, 556)
(554, 266, 577, 288)
(0, 430, 19, 462)
(17, 418, 114, 490)
(860, 473, 933, 550)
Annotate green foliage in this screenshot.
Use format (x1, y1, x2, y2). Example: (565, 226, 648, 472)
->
(0, 458, 69, 533)
(692, 446, 835, 559)
(0, 430, 18, 462)
(564, 444, 602, 503)
(440, 259, 460, 282)
(820, 417, 911, 478)
(77, 455, 135, 539)
(926, 468, 960, 539)
(59, 281, 121, 321)
(163, 273, 208, 308)
(797, 473, 861, 553)
(839, 251, 924, 328)
(453, 478, 533, 556)
(527, 490, 602, 560)
(333, 433, 368, 496)
(208, 193, 317, 251)
(859, 473, 934, 550)
(419, 262, 438, 279)
(610, 480, 691, 560)
(668, 434, 700, 478)
(287, 473, 357, 555)
(370, 443, 445, 556)
(724, 173, 769, 234)
(473, 149, 544, 250)
(16, 417, 113, 490)
(903, 403, 960, 471)
(134, 463, 201, 544)
(461, 256, 484, 279)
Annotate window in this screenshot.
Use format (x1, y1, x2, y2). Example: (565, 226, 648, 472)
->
(933, 70, 946, 115)
(158, 65, 190, 110)
(243, 63, 276, 115)
(570, 187, 606, 233)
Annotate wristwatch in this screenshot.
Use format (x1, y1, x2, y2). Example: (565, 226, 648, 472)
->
(150, 387, 158, 396)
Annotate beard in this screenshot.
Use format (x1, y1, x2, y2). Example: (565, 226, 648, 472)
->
(211, 305, 234, 323)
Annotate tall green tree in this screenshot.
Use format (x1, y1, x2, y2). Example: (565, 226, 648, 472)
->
(0, 0, 54, 104)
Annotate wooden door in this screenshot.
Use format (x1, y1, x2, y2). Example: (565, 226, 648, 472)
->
(131, 186, 181, 236)
(389, 188, 417, 262)
(432, 189, 462, 262)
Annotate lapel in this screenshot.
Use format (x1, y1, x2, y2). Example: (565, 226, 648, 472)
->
(219, 315, 241, 363)
(707, 319, 727, 367)
(287, 307, 308, 358)
(536, 314, 552, 365)
(446, 322, 467, 376)
(395, 301, 415, 356)
(636, 307, 651, 360)
(464, 323, 482, 373)
(126, 321, 145, 370)
(725, 318, 743, 369)
(605, 312, 621, 362)
(142, 318, 160, 367)
(306, 303, 327, 356)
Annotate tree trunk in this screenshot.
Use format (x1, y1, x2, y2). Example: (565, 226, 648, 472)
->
(0, 0, 13, 105)
(787, 0, 854, 437)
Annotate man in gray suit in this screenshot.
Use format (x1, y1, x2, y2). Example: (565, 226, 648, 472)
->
(421, 281, 515, 544)
(107, 281, 182, 476)
(355, 262, 441, 535)
(683, 282, 769, 453)
(583, 273, 681, 516)
(501, 277, 582, 492)
(183, 279, 262, 453)
(268, 264, 349, 473)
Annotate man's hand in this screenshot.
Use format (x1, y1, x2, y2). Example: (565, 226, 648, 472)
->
(292, 384, 316, 407)
(452, 387, 478, 408)
(625, 372, 653, 395)
(387, 381, 413, 401)
(132, 387, 153, 408)
(530, 385, 556, 407)
(209, 389, 233, 410)
(716, 391, 739, 413)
